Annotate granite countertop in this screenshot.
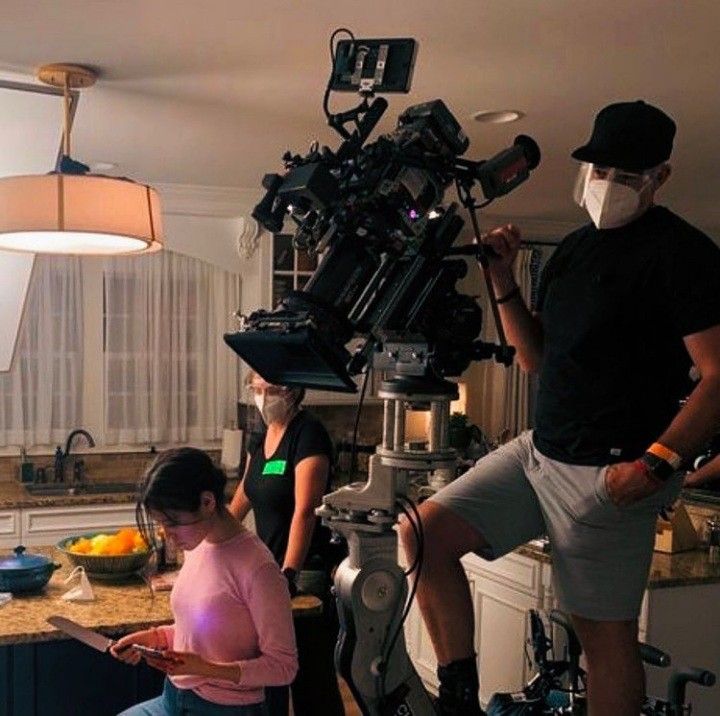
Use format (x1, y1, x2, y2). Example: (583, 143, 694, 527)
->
(0, 480, 138, 509)
(0, 547, 172, 646)
(514, 538, 720, 590)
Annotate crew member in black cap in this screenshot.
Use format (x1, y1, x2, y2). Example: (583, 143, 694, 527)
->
(401, 100, 720, 715)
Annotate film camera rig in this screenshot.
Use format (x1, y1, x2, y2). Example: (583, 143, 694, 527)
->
(225, 32, 541, 715)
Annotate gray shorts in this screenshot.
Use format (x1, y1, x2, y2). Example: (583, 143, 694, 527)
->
(430, 431, 683, 621)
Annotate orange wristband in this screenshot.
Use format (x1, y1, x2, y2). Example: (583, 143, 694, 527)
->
(647, 442, 683, 470)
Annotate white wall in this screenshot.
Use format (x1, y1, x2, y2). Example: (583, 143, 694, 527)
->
(156, 182, 274, 309)
(163, 213, 245, 272)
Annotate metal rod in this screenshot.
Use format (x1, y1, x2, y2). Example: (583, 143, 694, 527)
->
(429, 402, 442, 451)
(63, 73, 71, 156)
(437, 401, 449, 449)
(466, 204, 511, 350)
(393, 401, 405, 451)
(382, 400, 394, 450)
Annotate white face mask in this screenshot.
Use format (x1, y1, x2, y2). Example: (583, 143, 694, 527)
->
(584, 179, 645, 229)
(254, 393, 291, 425)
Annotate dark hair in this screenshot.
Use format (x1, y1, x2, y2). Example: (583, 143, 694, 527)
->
(135, 447, 227, 547)
(290, 386, 306, 410)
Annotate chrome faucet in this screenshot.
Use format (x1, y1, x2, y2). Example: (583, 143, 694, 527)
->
(54, 429, 96, 483)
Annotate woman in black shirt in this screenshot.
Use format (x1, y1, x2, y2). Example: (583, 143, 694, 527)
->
(229, 373, 345, 716)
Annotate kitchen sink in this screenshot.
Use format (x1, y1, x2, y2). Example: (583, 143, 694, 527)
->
(25, 481, 138, 497)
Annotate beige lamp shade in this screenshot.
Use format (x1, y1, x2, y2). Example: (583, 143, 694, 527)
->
(0, 173, 163, 255)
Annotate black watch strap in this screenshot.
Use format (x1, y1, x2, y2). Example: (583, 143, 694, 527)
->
(640, 452, 675, 482)
(281, 567, 297, 583)
(281, 567, 298, 597)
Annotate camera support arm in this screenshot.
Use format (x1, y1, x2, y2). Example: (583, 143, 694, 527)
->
(318, 374, 458, 715)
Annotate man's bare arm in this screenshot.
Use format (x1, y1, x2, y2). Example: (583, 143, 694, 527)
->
(657, 324, 720, 460)
(481, 224, 544, 372)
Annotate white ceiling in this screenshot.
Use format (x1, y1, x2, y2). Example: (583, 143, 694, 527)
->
(1, 0, 719, 239)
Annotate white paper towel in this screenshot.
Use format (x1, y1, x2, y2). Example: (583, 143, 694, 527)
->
(221, 428, 244, 470)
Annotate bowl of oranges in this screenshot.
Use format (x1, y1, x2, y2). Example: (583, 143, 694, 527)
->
(57, 527, 152, 579)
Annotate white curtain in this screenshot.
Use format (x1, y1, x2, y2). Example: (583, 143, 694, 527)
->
(466, 247, 543, 441)
(502, 248, 535, 435)
(103, 250, 241, 445)
(0, 256, 83, 447)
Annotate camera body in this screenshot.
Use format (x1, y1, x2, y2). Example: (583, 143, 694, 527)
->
(225, 45, 539, 392)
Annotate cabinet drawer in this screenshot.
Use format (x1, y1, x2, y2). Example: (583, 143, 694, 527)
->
(21, 504, 136, 546)
(463, 551, 543, 598)
(0, 509, 21, 548)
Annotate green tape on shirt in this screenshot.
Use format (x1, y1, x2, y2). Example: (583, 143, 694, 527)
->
(262, 459, 287, 476)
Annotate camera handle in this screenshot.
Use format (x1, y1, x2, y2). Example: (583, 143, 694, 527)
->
(450, 193, 514, 357)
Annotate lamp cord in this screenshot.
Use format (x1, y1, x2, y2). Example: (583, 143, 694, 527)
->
(63, 73, 71, 156)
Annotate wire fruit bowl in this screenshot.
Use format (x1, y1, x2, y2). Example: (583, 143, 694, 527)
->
(56, 532, 152, 580)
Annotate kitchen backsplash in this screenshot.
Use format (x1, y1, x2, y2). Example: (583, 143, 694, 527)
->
(0, 449, 220, 485)
(0, 404, 384, 485)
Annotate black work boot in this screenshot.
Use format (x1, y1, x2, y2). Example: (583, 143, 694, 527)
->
(436, 656, 486, 715)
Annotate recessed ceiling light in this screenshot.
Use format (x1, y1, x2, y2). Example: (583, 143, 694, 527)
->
(472, 109, 524, 124)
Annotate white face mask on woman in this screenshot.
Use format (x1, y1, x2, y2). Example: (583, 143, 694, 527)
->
(254, 393, 291, 425)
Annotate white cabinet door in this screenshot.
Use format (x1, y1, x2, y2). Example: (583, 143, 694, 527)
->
(0, 509, 21, 548)
(405, 594, 440, 693)
(402, 548, 546, 703)
(464, 553, 545, 706)
(472, 572, 539, 705)
(20, 503, 137, 546)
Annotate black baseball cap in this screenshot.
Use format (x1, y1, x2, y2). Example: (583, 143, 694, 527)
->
(571, 100, 676, 173)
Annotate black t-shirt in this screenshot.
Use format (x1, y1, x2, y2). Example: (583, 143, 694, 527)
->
(244, 410, 338, 569)
(534, 205, 720, 465)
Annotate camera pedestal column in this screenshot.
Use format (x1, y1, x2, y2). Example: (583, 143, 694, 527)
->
(318, 378, 458, 716)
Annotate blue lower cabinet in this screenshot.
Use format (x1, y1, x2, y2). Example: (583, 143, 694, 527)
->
(0, 638, 165, 716)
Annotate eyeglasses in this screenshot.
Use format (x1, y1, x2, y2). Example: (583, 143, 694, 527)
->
(591, 166, 652, 191)
(154, 515, 206, 529)
(248, 385, 288, 397)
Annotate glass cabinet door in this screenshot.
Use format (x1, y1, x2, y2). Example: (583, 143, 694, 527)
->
(271, 233, 318, 306)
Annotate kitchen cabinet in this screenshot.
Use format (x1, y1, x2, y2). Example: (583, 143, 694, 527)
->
(0, 510, 21, 549)
(466, 552, 555, 705)
(271, 233, 316, 306)
(20, 502, 136, 546)
(403, 549, 720, 712)
(0, 503, 136, 549)
(402, 549, 555, 704)
(1, 637, 164, 716)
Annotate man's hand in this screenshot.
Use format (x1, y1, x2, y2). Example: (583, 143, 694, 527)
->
(478, 224, 522, 280)
(683, 453, 720, 489)
(605, 461, 662, 506)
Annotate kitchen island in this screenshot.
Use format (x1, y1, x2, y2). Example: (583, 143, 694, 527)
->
(0, 547, 171, 716)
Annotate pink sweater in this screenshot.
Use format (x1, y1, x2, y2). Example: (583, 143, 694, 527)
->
(157, 528, 297, 705)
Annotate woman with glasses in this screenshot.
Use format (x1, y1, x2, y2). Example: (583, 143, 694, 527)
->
(229, 373, 345, 716)
(111, 447, 298, 715)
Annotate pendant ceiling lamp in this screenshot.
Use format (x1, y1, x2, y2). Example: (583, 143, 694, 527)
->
(0, 64, 163, 255)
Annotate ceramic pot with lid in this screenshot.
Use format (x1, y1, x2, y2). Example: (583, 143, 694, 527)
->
(0, 545, 61, 593)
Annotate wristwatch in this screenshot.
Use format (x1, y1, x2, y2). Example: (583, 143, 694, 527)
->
(281, 567, 298, 597)
(639, 452, 676, 482)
